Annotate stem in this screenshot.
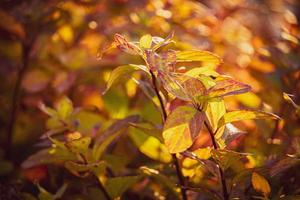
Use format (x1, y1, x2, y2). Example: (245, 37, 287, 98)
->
(79, 153, 111, 200)
(97, 178, 112, 200)
(149, 70, 167, 120)
(6, 43, 31, 159)
(149, 70, 187, 200)
(204, 121, 229, 200)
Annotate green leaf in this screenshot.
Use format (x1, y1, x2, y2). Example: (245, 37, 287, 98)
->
(176, 50, 222, 67)
(163, 106, 204, 153)
(103, 64, 148, 94)
(105, 176, 140, 198)
(56, 96, 73, 120)
(218, 110, 280, 127)
(252, 172, 271, 197)
(140, 34, 152, 49)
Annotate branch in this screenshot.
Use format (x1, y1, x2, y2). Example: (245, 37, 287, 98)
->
(149, 70, 188, 200)
(204, 121, 229, 200)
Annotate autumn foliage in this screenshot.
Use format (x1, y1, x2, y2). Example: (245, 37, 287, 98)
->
(0, 0, 300, 200)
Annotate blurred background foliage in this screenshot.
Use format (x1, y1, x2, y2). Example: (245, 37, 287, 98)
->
(0, 0, 299, 199)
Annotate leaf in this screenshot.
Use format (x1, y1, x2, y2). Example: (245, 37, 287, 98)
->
(159, 73, 207, 101)
(218, 110, 280, 127)
(205, 98, 226, 132)
(103, 64, 148, 94)
(270, 157, 299, 177)
(184, 66, 220, 77)
(207, 76, 251, 98)
(0, 9, 25, 40)
(252, 172, 271, 197)
(55, 96, 73, 120)
(283, 93, 300, 108)
(129, 127, 172, 163)
(152, 31, 174, 51)
(176, 50, 222, 67)
(105, 176, 140, 198)
(139, 34, 152, 49)
(93, 132, 120, 161)
(64, 161, 106, 177)
(216, 123, 246, 148)
(38, 102, 57, 117)
(65, 137, 91, 154)
(140, 166, 179, 198)
(163, 106, 204, 153)
(114, 33, 142, 55)
(211, 149, 248, 170)
(93, 116, 141, 160)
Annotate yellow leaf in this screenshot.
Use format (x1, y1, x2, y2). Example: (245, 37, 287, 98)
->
(218, 110, 280, 127)
(252, 172, 271, 197)
(176, 50, 222, 68)
(139, 34, 152, 49)
(163, 106, 204, 153)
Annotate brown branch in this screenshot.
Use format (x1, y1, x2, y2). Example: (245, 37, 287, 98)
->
(204, 121, 229, 200)
(149, 70, 188, 200)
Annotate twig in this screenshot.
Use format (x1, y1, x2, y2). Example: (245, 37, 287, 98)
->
(149, 70, 188, 200)
(204, 121, 229, 200)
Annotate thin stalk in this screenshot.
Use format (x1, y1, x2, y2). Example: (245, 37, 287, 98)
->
(79, 153, 111, 200)
(6, 43, 31, 159)
(149, 70, 188, 200)
(204, 121, 229, 200)
(97, 178, 112, 200)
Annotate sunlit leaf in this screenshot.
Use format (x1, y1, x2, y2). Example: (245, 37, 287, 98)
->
(207, 76, 251, 98)
(152, 31, 174, 51)
(129, 127, 172, 163)
(114, 33, 142, 55)
(139, 34, 152, 49)
(159, 73, 207, 101)
(216, 123, 246, 148)
(176, 50, 222, 67)
(103, 64, 148, 94)
(211, 149, 248, 170)
(184, 66, 220, 77)
(105, 176, 140, 199)
(251, 172, 271, 197)
(205, 98, 226, 132)
(283, 93, 300, 114)
(163, 106, 204, 153)
(218, 110, 280, 127)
